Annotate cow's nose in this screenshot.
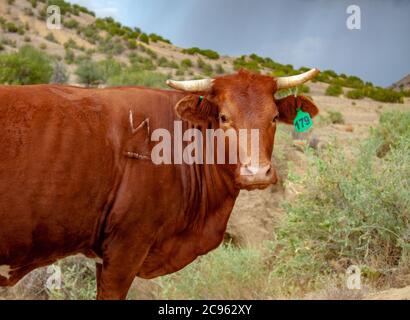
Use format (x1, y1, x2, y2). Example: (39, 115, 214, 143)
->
(240, 164, 277, 185)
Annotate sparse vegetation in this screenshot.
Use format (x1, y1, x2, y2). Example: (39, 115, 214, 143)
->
(0, 45, 53, 84)
(271, 111, 410, 293)
(50, 61, 68, 84)
(75, 59, 104, 86)
(108, 70, 168, 88)
(197, 58, 213, 76)
(182, 47, 220, 60)
(326, 84, 343, 96)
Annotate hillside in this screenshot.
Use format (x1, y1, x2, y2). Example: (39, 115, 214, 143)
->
(391, 74, 410, 91)
(1, 0, 409, 104)
(1, 0, 410, 301)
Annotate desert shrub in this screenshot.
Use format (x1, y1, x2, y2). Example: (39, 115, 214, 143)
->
(5, 22, 18, 33)
(182, 47, 220, 60)
(145, 48, 158, 60)
(63, 19, 79, 29)
(45, 32, 58, 43)
(175, 68, 185, 76)
(149, 33, 171, 44)
(0, 45, 53, 84)
(215, 63, 225, 74)
(197, 58, 213, 76)
(39, 43, 47, 50)
(326, 110, 345, 124)
(48, 257, 96, 300)
(325, 84, 343, 96)
(297, 84, 310, 94)
(107, 70, 168, 88)
(30, 0, 37, 8)
(80, 25, 101, 44)
(367, 87, 403, 103)
(346, 88, 365, 100)
(24, 36, 31, 42)
(129, 53, 156, 71)
(75, 59, 104, 86)
(371, 111, 410, 158)
(24, 7, 34, 16)
(64, 38, 79, 50)
(98, 58, 123, 81)
(233, 56, 260, 73)
(146, 244, 278, 299)
(98, 37, 124, 55)
(64, 48, 75, 64)
(50, 61, 68, 84)
(127, 39, 137, 49)
(139, 33, 149, 44)
(180, 58, 192, 68)
(272, 112, 410, 291)
(157, 56, 169, 67)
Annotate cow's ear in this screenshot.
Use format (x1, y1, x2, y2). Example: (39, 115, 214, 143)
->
(175, 95, 218, 124)
(275, 95, 319, 125)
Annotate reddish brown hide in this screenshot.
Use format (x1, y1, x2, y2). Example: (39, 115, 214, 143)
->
(0, 71, 319, 299)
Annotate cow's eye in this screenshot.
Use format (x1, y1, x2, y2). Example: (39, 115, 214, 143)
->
(219, 114, 228, 123)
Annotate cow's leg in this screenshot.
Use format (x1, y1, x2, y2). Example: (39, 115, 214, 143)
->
(96, 238, 153, 300)
(95, 263, 103, 297)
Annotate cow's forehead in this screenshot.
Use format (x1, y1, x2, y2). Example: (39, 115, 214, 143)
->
(212, 72, 276, 116)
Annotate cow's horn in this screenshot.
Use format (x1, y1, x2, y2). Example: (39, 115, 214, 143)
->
(276, 68, 320, 90)
(166, 78, 214, 92)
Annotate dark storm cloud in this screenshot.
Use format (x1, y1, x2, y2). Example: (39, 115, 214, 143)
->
(71, 0, 410, 86)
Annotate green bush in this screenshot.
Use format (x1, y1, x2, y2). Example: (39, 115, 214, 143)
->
(0, 45, 53, 84)
(371, 111, 410, 158)
(107, 70, 168, 88)
(50, 61, 68, 84)
(98, 58, 123, 81)
(325, 84, 343, 96)
(197, 58, 213, 76)
(139, 33, 149, 44)
(181, 58, 192, 68)
(147, 244, 277, 299)
(64, 48, 75, 64)
(272, 112, 410, 290)
(63, 19, 79, 29)
(75, 59, 104, 86)
(5, 22, 19, 33)
(149, 33, 171, 44)
(233, 56, 260, 73)
(346, 88, 365, 100)
(215, 63, 225, 74)
(367, 87, 403, 103)
(45, 32, 58, 43)
(98, 37, 125, 55)
(129, 53, 156, 71)
(326, 110, 345, 124)
(127, 39, 137, 49)
(182, 47, 220, 60)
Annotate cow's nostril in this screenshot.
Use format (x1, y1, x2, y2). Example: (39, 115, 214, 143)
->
(266, 167, 272, 176)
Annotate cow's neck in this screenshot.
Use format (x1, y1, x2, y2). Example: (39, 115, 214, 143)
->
(179, 123, 240, 253)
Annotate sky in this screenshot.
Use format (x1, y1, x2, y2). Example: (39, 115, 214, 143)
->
(68, 0, 410, 87)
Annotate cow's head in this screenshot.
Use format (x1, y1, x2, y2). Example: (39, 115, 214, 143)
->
(167, 69, 319, 190)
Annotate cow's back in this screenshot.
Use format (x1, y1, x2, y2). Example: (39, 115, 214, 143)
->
(0, 85, 118, 266)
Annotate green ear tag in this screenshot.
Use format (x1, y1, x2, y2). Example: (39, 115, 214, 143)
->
(294, 108, 313, 133)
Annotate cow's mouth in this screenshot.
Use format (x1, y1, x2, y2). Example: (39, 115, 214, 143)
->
(236, 181, 272, 191)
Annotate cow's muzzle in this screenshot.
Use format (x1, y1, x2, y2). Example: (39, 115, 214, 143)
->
(237, 164, 278, 190)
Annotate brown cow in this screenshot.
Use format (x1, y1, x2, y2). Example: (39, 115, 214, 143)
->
(0, 69, 319, 299)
